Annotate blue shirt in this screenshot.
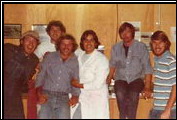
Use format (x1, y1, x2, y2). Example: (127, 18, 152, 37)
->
(153, 51, 176, 110)
(35, 51, 80, 96)
(110, 40, 153, 83)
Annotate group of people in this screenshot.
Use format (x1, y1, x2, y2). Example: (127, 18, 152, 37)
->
(4, 20, 176, 119)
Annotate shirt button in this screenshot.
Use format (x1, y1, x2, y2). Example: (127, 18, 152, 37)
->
(59, 71, 61, 74)
(58, 77, 60, 79)
(126, 62, 129, 64)
(57, 84, 59, 86)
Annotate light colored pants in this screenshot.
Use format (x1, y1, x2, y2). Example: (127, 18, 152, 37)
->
(38, 91, 70, 119)
(71, 102, 81, 119)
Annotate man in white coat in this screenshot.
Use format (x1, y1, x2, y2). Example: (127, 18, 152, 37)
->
(71, 30, 110, 119)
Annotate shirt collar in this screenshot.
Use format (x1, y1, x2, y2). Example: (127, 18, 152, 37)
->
(58, 51, 76, 62)
(154, 50, 170, 62)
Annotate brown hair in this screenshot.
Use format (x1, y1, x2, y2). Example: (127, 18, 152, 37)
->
(150, 30, 171, 50)
(80, 30, 101, 51)
(56, 34, 78, 52)
(46, 20, 66, 34)
(119, 22, 135, 39)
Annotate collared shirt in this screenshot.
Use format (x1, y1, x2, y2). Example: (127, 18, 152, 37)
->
(4, 43, 39, 95)
(110, 40, 153, 83)
(35, 51, 80, 96)
(4, 43, 39, 118)
(153, 51, 176, 110)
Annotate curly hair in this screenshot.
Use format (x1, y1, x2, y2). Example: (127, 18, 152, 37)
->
(56, 34, 78, 52)
(46, 20, 66, 34)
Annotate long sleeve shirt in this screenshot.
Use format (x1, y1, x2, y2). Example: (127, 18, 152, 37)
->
(110, 40, 153, 83)
(35, 51, 80, 96)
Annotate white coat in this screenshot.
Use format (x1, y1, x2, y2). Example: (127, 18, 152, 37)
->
(78, 49, 110, 119)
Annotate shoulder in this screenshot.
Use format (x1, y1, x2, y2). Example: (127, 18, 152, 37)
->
(45, 51, 58, 59)
(134, 40, 146, 48)
(4, 43, 19, 56)
(29, 54, 39, 65)
(35, 41, 50, 50)
(95, 50, 108, 63)
(133, 41, 148, 54)
(164, 52, 176, 64)
(75, 48, 84, 57)
(113, 42, 122, 49)
(72, 54, 79, 64)
(4, 43, 18, 50)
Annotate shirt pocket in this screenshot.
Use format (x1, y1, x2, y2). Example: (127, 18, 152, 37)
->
(131, 53, 141, 66)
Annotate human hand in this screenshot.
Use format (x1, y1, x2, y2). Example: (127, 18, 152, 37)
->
(71, 80, 79, 87)
(142, 88, 152, 100)
(37, 94, 48, 104)
(71, 80, 83, 88)
(160, 110, 171, 119)
(69, 96, 79, 107)
(106, 77, 112, 85)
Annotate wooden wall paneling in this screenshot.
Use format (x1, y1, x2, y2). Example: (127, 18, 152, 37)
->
(4, 4, 118, 58)
(75, 4, 117, 58)
(117, 4, 155, 34)
(160, 4, 176, 54)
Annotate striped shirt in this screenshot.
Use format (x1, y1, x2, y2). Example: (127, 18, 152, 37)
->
(153, 51, 176, 110)
(35, 51, 80, 96)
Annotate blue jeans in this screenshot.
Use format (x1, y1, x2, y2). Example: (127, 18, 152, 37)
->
(114, 79, 144, 119)
(38, 90, 70, 119)
(149, 109, 176, 119)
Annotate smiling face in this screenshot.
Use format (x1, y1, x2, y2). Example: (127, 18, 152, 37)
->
(151, 40, 167, 57)
(83, 34, 97, 54)
(59, 39, 74, 57)
(48, 26, 63, 43)
(21, 36, 38, 55)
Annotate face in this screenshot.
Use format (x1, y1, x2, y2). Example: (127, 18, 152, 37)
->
(48, 26, 62, 43)
(21, 36, 38, 55)
(120, 27, 134, 44)
(83, 34, 96, 54)
(59, 39, 74, 57)
(151, 40, 167, 56)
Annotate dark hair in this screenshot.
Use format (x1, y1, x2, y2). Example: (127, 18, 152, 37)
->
(56, 34, 78, 52)
(46, 20, 66, 34)
(80, 30, 101, 51)
(119, 22, 135, 39)
(150, 30, 171, 50)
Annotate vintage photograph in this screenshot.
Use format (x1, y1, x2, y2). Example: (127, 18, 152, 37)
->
(141, 32, 153, 51)
(32, 24, 50, 42)
(4, 24, 22, 39)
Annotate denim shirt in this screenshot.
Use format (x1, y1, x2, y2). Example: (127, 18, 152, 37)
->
(35, 51, 80, 96)
(110, 40, 153, 83)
